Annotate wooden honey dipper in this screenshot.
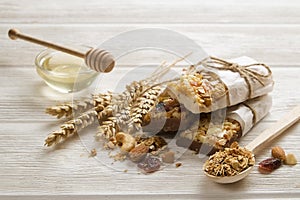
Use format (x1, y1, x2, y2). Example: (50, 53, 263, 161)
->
(8, 29, 115, 73)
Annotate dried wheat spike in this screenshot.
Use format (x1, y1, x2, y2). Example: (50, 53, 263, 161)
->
(108, 80, 152, 131)
(128, 86, 162, 131)
(44, 109, 98, 146)
(45, 92, 113, 119)
(93, 92, 113, 108)
(97, 117, 119, 140)
(111, 81, 146, 112)
(45, 99, 94, 119)
(97, 104, 113, 121)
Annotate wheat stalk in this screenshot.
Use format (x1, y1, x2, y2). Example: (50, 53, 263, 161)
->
(44, 109, 98, 146)
(45, 92, 113, 119)
(128, 86, 162, 131)
(93, 92, 113, 110)
(97, 116, 120, 140)
(45, 98, 94, 119)
(44, 93, 114, 147)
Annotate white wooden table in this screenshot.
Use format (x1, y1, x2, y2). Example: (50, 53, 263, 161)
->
(1, 0, 300, 199)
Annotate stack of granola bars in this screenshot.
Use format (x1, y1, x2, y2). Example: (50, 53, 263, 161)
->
(144, 56, 273, 155)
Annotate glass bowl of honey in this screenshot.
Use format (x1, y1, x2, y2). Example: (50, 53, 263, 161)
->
(35, 46, 99, 93)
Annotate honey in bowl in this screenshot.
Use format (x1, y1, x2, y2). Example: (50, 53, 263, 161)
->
(35, 46, 99, 93)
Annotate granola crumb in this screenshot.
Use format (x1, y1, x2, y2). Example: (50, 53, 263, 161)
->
(110, 152, 126, 161)
(90, 148, 97, 157)
(175, 162, 182, 168)
(104, 141, 116, 150)
(162, 151, 175, 164)
(124, 169, 128, 173)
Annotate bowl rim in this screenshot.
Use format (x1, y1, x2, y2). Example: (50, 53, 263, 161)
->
(35, 46, 98, 77)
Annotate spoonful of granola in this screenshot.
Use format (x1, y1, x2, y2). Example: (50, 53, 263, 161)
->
(203, 105, 300, 184)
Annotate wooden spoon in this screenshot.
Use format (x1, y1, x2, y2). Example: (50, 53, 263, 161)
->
(8, 28, 115, 73)
(203, 105, 300, 184)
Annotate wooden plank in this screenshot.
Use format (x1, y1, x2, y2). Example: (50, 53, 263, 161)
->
(2, 24, 300, 66)
(0, 121, 299, 197)
(1, 0, 300, 24)
(0, 66, 299, 122)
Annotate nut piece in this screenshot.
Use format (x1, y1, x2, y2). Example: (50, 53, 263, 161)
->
(161, 151, 175, 164)
(284, 153, 297, 165)
(271, 146, 286, 161)
(129, 143, 149, 162)
(116, 132, 136, 152)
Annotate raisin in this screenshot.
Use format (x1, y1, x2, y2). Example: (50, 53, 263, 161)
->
(137, 156, 161, 173)
(258, 158, 282, 173)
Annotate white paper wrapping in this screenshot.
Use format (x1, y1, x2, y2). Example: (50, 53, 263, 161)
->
(215, 56, 274, 106)
(226, 94, 272, 136)
(168, 56, 274, 114)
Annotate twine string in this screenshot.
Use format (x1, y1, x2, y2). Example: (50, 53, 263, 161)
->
(199, 56, 272, 98)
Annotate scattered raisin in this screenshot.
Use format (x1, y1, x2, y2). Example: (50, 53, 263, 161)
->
(137, 156, 161, 173)
(175, 162, 182, 168)
(258, 158, 282, 173)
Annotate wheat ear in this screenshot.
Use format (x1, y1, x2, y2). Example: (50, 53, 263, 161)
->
(45, 98, 94, 119)
(45, 92, 113, 119)
(44, 109, 98, 146)
(128, 86, 162, 131)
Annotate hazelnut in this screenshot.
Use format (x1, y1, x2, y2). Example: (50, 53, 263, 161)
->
(129, 143, 149, 162)
(271, 146, 286, 161)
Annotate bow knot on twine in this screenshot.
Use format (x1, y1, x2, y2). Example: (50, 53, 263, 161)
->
(200, 56, 272, 98)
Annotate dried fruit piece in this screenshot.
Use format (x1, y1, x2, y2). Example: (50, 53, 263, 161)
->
(258, 158, 282, 173)
(137, 156, 161, 173)
(129, 143, 149, 162)
(175, 162, 182, 168)
(284, 153, 297, 165)
(161, 151, 175, 164)
(271, 146, 286, 161)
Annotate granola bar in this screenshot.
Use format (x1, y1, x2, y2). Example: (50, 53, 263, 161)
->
(167, 56, 273, 113)
(142, 90, 197, 133)
(176, 95, 272, 155)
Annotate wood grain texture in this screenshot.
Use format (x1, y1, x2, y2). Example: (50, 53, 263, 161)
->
(0, 65, 299, 198)
(1, 0, 300, 199)
(1, 0, 300, 24)
(2, 25, 300, 66)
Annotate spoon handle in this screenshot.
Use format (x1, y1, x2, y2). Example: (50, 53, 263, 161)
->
(246, 105, 300, 154)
